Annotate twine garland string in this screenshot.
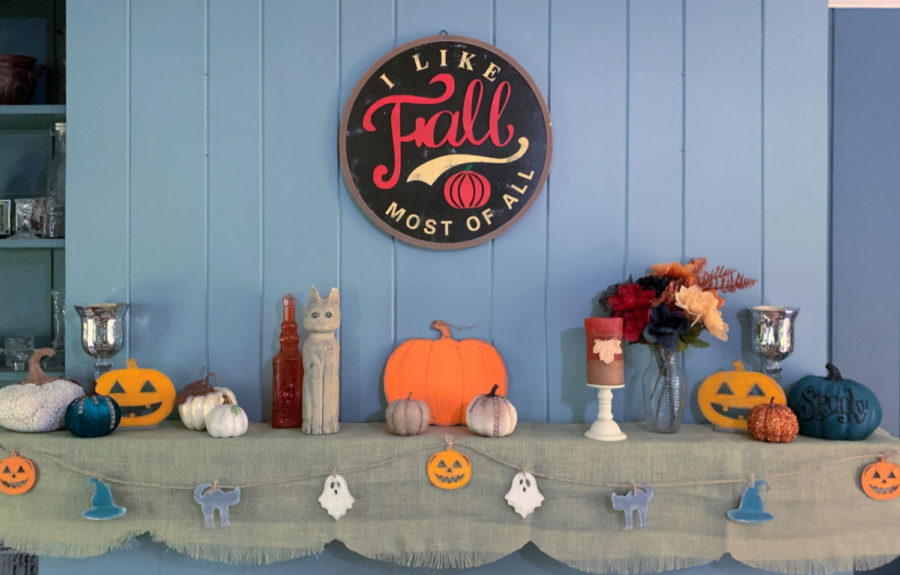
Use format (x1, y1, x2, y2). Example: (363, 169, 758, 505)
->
(0, 437, 896, 493)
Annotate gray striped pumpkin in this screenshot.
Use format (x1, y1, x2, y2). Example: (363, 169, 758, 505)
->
(385, 392, 430, 436)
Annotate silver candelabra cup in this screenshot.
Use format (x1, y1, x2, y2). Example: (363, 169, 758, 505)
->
(747, 306, 799, 382)
(74, 303, 130, 382)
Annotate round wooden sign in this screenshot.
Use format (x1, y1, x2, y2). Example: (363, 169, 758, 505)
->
(340, 35, 552, 250)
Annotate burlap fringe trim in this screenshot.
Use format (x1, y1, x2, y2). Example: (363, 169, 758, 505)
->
(2, 535, 895, 574)
(739, 555, 899, 575)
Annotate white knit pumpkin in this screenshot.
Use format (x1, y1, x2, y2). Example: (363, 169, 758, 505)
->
(465, 384, 517, 437)
(176, 373, 237, 431)
(205, 399, 248, 438)
(0, 349, 84, 432)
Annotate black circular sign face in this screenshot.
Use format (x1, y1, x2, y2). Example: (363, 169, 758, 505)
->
(340, 35, 552, 250)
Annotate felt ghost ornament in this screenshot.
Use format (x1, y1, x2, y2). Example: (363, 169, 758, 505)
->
(318, 473, 354, 520)
(505, 471, 544, 518)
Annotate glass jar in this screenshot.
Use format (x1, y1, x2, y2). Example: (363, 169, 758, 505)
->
(44, 122, 66, 238)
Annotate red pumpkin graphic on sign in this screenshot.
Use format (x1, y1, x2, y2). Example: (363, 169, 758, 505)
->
(444, 168, 491, 209)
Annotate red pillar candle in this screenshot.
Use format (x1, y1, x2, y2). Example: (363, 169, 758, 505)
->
(584, 317, 624, 387)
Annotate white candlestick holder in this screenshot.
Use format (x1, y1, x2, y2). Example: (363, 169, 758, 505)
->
(584, 384, 627, 441)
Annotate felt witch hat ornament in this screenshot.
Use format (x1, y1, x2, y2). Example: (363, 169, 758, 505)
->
(727, 477, 773, 523)
(83, 478, 126, 520)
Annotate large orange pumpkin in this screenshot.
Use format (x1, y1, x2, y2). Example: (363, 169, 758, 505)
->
(384, 320, 507, 426)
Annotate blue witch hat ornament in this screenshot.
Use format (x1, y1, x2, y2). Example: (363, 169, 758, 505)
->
(83, 478, 127, 520)
(727, 478, 774, 523)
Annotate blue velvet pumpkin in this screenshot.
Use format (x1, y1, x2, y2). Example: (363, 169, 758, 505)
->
(786, 363, 881, 440)
(65, 395, 122, 438)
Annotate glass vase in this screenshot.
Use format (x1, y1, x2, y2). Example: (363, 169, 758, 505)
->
(44, 122, 66, 238)
(46, 288, 66, 370)
(642, 346, 686, 433)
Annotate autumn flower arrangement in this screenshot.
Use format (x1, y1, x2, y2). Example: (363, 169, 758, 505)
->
(599, 258, 757, 352)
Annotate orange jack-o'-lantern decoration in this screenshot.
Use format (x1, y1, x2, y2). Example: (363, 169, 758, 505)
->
(427, 445, 472, 490)
(861, 456, 900, 501)
(0, 452, 37, 495)
(94, 358, 176, 427)
(697, 361, 785, 430)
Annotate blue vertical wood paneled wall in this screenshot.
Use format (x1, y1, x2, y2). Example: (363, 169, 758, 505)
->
(57, 1, 831, 574)
(66, 0, 830, 427)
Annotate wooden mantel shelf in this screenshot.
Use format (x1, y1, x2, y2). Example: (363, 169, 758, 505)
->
(0, 422, 897, 573)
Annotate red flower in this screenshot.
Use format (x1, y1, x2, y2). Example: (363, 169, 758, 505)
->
(607, 283, 656, 342)
(622, 308, 652, 343)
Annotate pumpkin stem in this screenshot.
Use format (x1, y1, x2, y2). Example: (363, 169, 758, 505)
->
(406, 391, 413, 401)
(825, 363, 843, 381)
(222, 395, 234, 406)
(22, 348, 56, 386)
(488, 384, 499, 397)
(176, 371, 219, 405)
(732, 360, 745, 371)
(431, 320, 454, 339)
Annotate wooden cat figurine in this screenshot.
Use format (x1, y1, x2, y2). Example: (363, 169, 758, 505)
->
(301, 285, 341, 435)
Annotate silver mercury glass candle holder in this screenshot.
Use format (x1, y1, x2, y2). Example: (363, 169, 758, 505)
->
(747, 306, 799, 382)
(74, 303, 130, 382)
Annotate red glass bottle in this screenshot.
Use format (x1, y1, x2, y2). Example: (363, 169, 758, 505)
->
(272, 294, 303, 428)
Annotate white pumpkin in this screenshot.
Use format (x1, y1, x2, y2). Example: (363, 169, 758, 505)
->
(0, 349, 85, 432)
(176, 373, 237, 430)
(465, 384, 517, 437)
(205, 398, 248, 438)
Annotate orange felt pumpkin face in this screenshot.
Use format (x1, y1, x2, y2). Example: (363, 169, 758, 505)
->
(697, 361, 786, 430)
(384, 320, 507, 426)
(0, 452, 36, 495)
(861, 457, 900, 501)
(94, 358, 176, 427)
(427, 447, 472, 490)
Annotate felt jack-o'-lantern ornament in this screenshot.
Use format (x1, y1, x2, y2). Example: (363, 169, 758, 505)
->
(697, 361, 785, 430)
(94, 358, 176, 427)
(384, 320, 507, 426)
(0, 452, 36, 495)
(427, 443, 472, 490)
(860, 456, 900, 501)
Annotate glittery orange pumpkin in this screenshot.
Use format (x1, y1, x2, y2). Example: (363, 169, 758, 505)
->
(747, 398, 799, 443)
(861, 457, 900, 501)
(0, 452, 36, 495)
(427, 446, 472, 490)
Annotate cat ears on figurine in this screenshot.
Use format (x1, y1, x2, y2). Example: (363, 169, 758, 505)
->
(308, 285, 340, 304)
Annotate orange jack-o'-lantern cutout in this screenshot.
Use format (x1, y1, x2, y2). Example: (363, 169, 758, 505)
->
(94, 358, 176, 427)
(861, 456, 900, 501)
(427, 445, 472, 490)
(697, 361, 785, 430)
(0, 452, 37, 495)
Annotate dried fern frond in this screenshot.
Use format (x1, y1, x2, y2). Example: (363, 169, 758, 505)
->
(687, 257, 708, 276)
(652, 281, 680, 306)
(698, 266, 758, 293)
